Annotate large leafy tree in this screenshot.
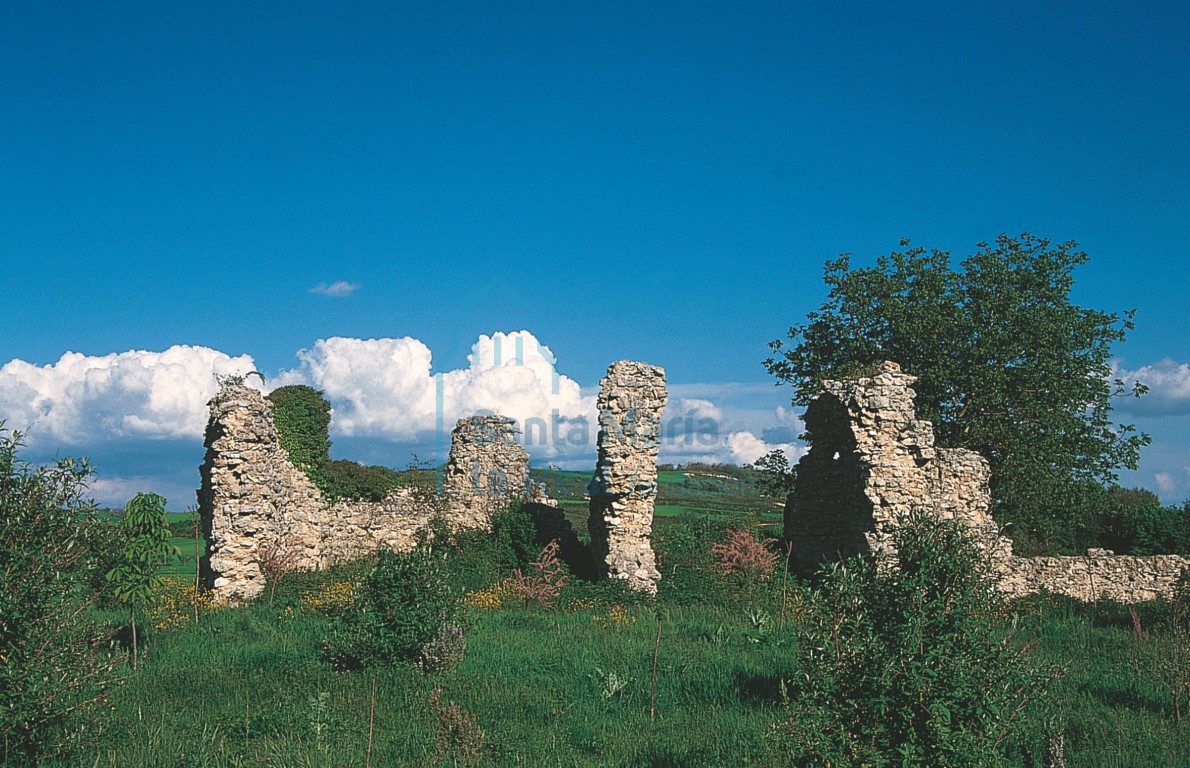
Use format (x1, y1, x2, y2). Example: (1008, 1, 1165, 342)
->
(765, 233, 1149, 554)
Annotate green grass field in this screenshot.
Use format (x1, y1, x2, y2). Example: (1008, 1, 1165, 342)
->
(75, 550, 1187, 767)
(68, 476, 1185, 767)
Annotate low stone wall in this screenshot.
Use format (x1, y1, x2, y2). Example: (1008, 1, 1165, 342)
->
(198, 383, 523, 603)
(1003, 553, 1190, 603)
(317, 490, 436, 567)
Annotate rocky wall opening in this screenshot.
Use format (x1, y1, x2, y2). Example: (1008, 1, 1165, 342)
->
(786, 361, 1187, 602)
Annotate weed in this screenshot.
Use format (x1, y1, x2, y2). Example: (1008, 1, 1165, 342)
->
(712, 528, 779, 582)
(592, 604, 637, 630)
(510, 540, 568, 610)
(465, 578, 517, 611)
(256, 535, 303, 603)
(591, 667, 633, 700)
(147, 577, 219, 630)
(429, 689, 485, 768)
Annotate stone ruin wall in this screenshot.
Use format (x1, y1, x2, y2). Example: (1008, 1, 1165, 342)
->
(786, 361, 1012, 574)
(1001, 551, 1189, 603)
(787, 362, 1189, 603)
(198, 383, 531, 603)
(441, 415, 533, 531)
(588, 360, 667, 595)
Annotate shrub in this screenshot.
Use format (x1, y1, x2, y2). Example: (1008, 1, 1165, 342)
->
(316, 458, 405, 502)
(1130, 567, 1190, 721)
(82, 514, 128, 608)
(491, 501, 539, 571)
(711, 528, 780, 582)
(0, 427, 116, 765)
(510, 540, 569, 609)
(434, 502, 544, 595)
(780, 510, 1061, 767)
(324, 547, 465, 671)
(429, 688, 485, 768)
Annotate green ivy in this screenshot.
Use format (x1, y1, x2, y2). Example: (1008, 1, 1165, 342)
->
(267, 385, 405, 502)
(267, 385, 332, 470)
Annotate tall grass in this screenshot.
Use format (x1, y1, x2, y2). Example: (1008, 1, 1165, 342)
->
(60, 510, 1189, 767)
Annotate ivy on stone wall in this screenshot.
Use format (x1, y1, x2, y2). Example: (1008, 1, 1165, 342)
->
(266, 386, 331, 471)
(319, 459, 406, 502)
(266, 385, 404, 501)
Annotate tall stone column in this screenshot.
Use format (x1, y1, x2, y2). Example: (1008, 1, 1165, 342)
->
(588, 361, 666, 594)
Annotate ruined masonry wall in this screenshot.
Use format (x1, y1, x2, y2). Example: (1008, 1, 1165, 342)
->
(441, 415, 531, 531)
(1002, 553, 1190, 603)
(786, 362, 1186, 603)
(786, 361, 1011, 576)
(588, 361, 666, 595)
(198, 383, 514, 603)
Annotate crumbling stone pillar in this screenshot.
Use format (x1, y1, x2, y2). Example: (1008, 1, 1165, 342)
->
(442, 415, 530, 530)
(588, 361, 666, 594)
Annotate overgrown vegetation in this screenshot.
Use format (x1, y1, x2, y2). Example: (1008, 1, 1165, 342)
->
(766, 233, 1151, 554)
(0, 427, 116, 765)
(1093, 487, 1190, 555)
(324, 546, 466, 672)
(781, 512, 1061, 766)
(266, 384, 407, 501)
(53, 502, 1189, 767)
(6, 452, 1185, 766)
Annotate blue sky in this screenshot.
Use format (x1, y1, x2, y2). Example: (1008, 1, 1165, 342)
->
(2, 1, 1188, 508)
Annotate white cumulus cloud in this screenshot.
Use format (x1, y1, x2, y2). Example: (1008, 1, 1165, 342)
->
(1113, 358, 1190, 416)
(275, 331, 596, 458)
(0, 346, 258, 445)
(723, 430, 803, 465)
(1155, 471, 1176, 496)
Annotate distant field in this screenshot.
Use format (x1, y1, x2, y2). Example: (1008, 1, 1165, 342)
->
(163, 512, 203, 578)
